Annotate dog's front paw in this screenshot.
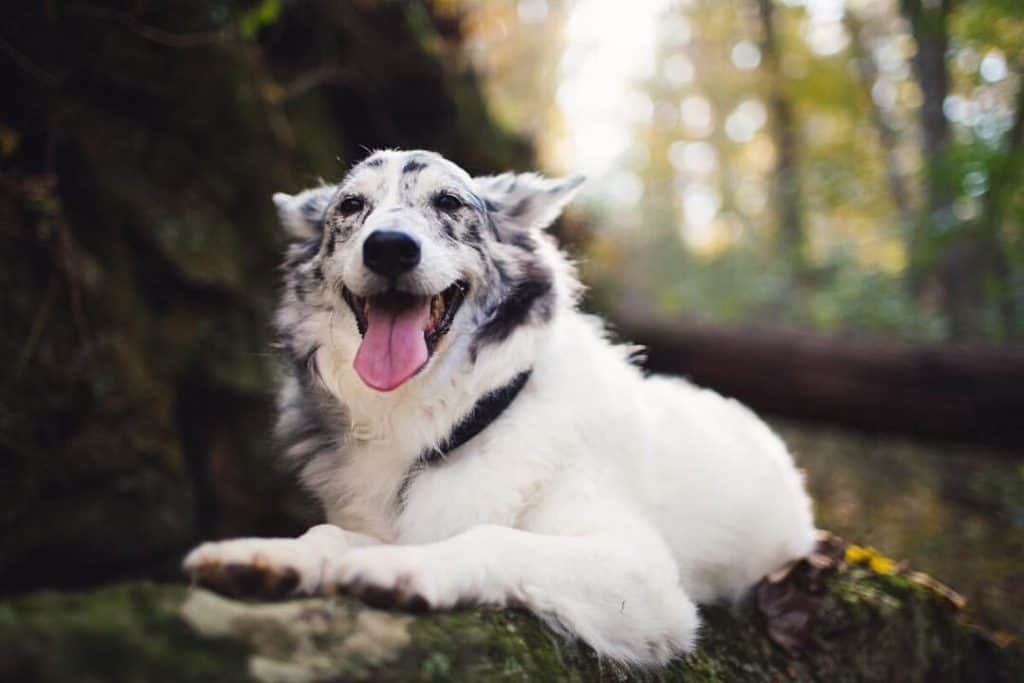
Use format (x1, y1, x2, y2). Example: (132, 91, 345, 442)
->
(184, 537, 326, 599)
(327, 546, 457, 613)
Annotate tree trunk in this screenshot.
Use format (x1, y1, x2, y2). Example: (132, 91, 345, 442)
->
(900, 0, 965, 329)
(975, 79, 1024, 338)
(756, 0, 805, 271)
(0, 0, 530, 597)
(844, 9, 915, 233)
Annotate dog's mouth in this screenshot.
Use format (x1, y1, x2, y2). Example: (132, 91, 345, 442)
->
(342, 281, 468, 392)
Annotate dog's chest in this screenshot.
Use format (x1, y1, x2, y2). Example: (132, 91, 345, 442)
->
(394, 437, 558, 544)
(317, 372, 564, 544)
(314, 440, 407, 541)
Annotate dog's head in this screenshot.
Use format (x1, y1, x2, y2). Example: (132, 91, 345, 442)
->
(274, 150, 583, 393)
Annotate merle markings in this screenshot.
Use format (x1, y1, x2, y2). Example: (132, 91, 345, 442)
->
(474, 261, 554, 351)
(402, 159, 427, 174)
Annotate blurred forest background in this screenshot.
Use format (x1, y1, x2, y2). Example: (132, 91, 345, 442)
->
(468, 0, 1023, 342)
(1, 0, 1021, 647)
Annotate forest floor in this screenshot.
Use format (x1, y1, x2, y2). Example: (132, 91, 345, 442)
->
(776, 419, 1023, 638)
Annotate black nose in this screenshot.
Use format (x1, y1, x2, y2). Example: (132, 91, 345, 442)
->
(363, 230, 421, 277)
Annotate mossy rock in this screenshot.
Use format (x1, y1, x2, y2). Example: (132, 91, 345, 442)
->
(0, 561, 1019, 683)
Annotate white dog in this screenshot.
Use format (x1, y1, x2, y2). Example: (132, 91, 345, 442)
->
(184, 149, 816, 665)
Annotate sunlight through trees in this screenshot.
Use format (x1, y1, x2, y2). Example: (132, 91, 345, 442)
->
(458, 0, 1024, 341)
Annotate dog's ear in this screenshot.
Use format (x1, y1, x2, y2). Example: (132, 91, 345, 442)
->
(474, 172, 585, 233)
(272, 184, 338, 240)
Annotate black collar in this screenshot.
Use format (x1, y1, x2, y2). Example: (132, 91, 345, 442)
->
(396, 369, 532, 507)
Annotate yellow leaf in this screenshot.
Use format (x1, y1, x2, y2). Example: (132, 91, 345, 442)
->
(845, 544, 896, 575)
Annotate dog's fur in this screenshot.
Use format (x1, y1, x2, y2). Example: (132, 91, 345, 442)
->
(184, 149, 816, 665)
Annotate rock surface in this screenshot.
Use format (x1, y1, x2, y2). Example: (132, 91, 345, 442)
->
(1, 558, 1019, 683)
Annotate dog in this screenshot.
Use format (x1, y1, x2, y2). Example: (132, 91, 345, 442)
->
(184, 149, 816, 665)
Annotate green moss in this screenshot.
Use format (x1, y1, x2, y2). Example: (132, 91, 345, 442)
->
(0, 583, 250, 683)
(0, 572, 1020, 683)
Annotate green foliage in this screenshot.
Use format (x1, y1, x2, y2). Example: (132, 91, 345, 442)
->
(953, 0, 1024, 65)
(238, 0, 281, 40)
(587, 237, 946, 340)
(525, 0, 1024, 341)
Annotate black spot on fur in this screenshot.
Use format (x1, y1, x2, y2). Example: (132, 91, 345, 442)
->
(286, 239, 320, 267)
(402, 175, 421, 201)
(461, 221, 488, 258)
(302, 200, 327, 233)
(508, 197, 531, 219)
(364, 157, 384, 168)
(486, 215, 503, 242)
(283, 240, 322, 302)
(442, 222, 456, 240)
(475, 261, 554, 349)
(464, 221, 482, 244)
(491, 258, 510, 286)
(326, 209, 362, 244)
(275, 346, 347, 471)
(300, 345, 324, 388)
(324, 229, 337, 257)
(402, 159, 427, 174)
(484, 199, 500, 212)
(312, 264, 324, 281)
(507, 230, 536, 252)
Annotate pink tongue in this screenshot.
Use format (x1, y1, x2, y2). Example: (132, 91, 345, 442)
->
(353, 302, 431, 391)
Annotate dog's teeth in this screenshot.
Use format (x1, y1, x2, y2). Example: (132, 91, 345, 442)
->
(431, 295, 443, 325)
(423, 295, 444, 335)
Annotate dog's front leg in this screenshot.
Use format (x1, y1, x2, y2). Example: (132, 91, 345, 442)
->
(327, 524, 699, 665)
(183, 525, 380, 599)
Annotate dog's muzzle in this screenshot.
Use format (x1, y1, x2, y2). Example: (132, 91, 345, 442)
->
(343, 280, 468, 392)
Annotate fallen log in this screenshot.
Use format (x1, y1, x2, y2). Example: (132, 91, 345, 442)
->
(611, 310, 1024, 449)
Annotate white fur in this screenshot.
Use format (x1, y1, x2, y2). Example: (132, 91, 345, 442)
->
(185, 150, 816, 666)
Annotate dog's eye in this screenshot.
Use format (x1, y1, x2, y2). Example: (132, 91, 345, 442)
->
(434, 192, 462, 212)
(338, 196, 365, 215)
